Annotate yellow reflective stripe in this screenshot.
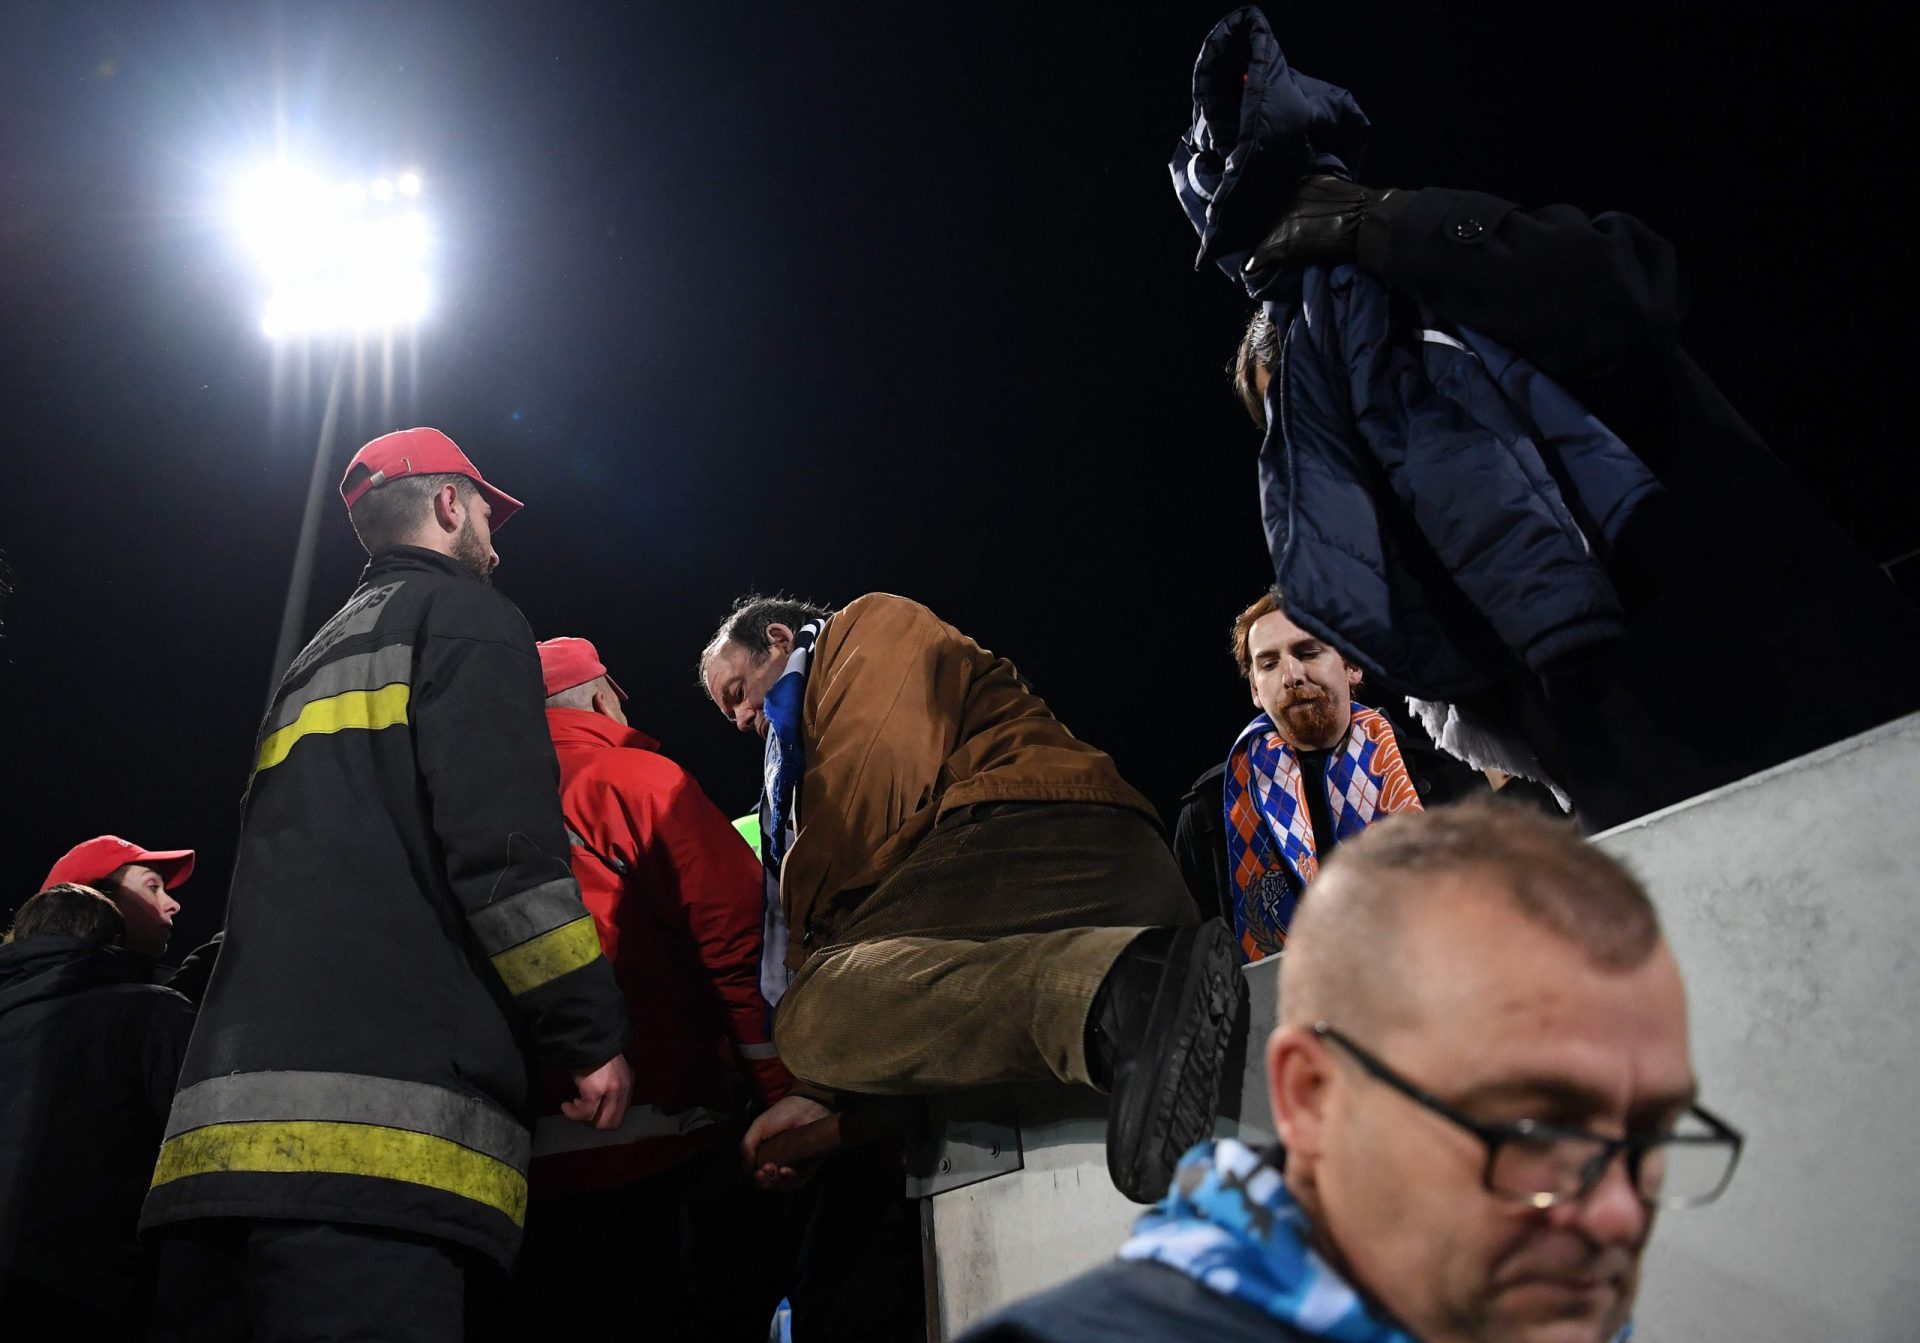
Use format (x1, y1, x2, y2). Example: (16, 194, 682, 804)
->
(151, 1120, 526, 1225)
(256, 684, 411, 773)
(162, 1071, 528, 1167)
(489, 915, 602, 996)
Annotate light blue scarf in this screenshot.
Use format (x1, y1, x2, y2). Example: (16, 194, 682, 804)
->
(755, 619, 824, 1005)
(1121, 1140, 1418, 1341)
(1121, 1140, 1630, 1341)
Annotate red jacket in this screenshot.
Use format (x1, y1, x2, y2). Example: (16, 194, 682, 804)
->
(531, 708, 792, 1195)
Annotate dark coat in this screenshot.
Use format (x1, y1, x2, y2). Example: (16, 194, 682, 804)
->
(1174, 7, 1657, 700)
(0, 936, 194, 1324)
(957, 1259, 1310, 1343)
(1174, 6, 1920, 827)
(1369, 183, 1920, 818)
(141, 547, 629, 1268)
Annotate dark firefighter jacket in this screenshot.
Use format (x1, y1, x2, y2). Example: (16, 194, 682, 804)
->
(0, 937, 194, 1324)
(141, 547, 628, 1268)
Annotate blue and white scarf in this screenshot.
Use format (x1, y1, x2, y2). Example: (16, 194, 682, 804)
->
(1122, 1140, 1630, 1341)
(755, 619, 823, 1005)
(1122, 1140, 1417, 1341)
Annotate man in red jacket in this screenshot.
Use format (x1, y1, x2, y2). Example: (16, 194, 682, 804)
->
(515, 636, 798, 1337)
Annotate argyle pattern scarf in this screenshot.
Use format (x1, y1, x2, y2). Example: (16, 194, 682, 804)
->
(1222, 705, 1420, 962)
(754, 618, 823, 1005)
(1121, 1140, 1629, 1342)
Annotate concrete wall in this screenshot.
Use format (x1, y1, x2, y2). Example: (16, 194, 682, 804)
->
(1605, 714, 1920, 1341)
(927, 713, 1920, 1340)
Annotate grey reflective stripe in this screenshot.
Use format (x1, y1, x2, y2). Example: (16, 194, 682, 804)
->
(733, 1042, 781, 1060)
(467, 878, 591, 956)
(282, 580, 407, 687)
(267, 643, 414, 735)
(530, 1105, 722, 1158)
(165, 1070, 530, 1168)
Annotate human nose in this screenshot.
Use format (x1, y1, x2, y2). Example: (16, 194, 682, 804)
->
(1281, 655, 1308, 685)
(1564, 1149, 1651, 1248)
(163, 892, 182, 917)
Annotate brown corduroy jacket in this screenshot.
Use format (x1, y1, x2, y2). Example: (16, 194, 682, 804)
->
(779, 593, 1156, 968)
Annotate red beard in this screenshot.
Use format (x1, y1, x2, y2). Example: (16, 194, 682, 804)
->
(1278, 692, 1343, 748)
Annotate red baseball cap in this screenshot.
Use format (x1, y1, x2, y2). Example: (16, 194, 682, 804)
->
(338, 427, 524, 527)
(43, 835, 196, 894)
(537, 637, 627, 699)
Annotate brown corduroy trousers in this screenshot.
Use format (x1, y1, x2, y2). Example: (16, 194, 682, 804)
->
(773, 803, 1196, 1096)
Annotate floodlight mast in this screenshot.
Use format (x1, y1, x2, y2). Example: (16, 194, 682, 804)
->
(237, 163, 432, 706)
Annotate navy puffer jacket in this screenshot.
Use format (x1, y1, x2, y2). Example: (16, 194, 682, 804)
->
(1173, 7, 1658, 698)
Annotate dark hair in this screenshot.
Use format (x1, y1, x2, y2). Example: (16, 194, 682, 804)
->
(346, 472, 475, 555)
(1232, 308, 1282, 429)
(698, 593, 832, 696)
(9, 884, 126, 947)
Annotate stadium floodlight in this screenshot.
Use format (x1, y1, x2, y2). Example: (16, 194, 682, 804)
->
(232, 162, 431, 340)
(234, 159, 438, 703)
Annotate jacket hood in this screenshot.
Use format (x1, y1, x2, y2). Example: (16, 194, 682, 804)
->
(0, 936, 152, 1015)
(1171, 6, 1370, 283)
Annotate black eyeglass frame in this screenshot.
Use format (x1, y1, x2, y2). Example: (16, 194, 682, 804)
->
(1311, 1022, 1744, 1210)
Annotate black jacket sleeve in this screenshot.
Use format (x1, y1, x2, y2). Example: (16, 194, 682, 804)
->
(411, 583, 629, 1071)
(142, 989, 198, 1122)
(1367, 186, 1685, 395)
(1170, 766, 1230, 925)
(161, 933, 222, 1006)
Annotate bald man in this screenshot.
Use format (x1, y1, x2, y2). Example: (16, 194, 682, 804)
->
(963, 801, 1745, 1343)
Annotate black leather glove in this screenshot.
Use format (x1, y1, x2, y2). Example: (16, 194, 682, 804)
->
(1246, 175, 1401, 273)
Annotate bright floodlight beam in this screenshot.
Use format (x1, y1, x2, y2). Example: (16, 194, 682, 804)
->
(233, 163, 432, 341)
(236, 161, 436, 704)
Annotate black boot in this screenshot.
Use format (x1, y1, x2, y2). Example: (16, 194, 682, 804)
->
(1089, 919, 1246, 1204)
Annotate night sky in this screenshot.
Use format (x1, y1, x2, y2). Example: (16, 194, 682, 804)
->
(3, 2, 1911, 956)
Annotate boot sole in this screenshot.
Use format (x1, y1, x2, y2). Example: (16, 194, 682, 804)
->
(1106, 920, 1247, 1203)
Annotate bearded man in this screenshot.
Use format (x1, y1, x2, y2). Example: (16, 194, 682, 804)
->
(142, 427, 631, 1341)
(1221, 589, 1422, 961)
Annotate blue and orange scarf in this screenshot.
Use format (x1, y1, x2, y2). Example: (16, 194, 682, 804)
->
(1221, 705, 1421, 962)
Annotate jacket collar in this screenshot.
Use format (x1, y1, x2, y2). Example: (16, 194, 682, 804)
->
(545, 706, 660, 753)
(360, 545, 479, 586)
(0, 937, 154, 1013)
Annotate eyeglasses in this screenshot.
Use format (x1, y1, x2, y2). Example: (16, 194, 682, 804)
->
(1312, 1023, 1743, 1211)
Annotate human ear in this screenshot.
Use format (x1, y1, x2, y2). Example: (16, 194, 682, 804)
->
(1345, 662, 1362, 692)
(431, 483, 464, 534)
(766, 623, 794, 655)
(1268, 1024, 1332, 1156)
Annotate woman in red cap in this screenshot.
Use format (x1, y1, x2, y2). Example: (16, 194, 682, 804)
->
(41, 835, 193, 960)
